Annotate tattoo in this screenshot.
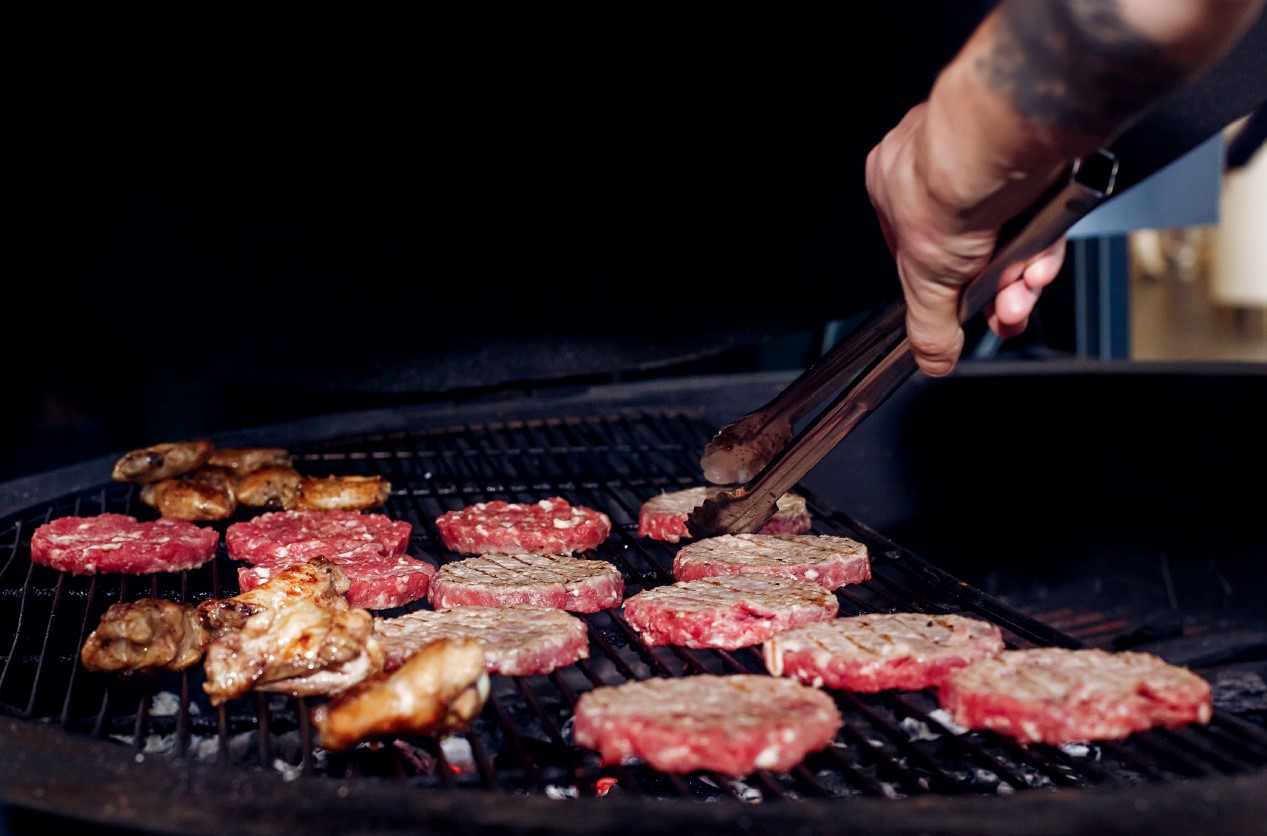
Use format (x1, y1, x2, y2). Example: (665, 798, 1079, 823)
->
(979, 0, 1188, 137)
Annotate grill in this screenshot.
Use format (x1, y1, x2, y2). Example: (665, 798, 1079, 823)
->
(2, 367, 1266, 835)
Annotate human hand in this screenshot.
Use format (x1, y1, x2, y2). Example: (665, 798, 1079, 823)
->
(865, 102, 1065, 377)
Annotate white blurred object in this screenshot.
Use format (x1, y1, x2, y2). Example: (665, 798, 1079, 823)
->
(1211, 116, 1267, 307)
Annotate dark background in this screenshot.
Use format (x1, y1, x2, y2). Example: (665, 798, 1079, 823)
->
(3, 3, 1086, 482)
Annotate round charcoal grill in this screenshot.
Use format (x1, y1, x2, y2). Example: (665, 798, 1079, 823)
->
(1, 365, 1266, 835)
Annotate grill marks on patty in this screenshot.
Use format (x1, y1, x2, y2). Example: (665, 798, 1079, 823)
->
(638, 486, 812, 543)
(621, 574, 839, 649)
(428, 553, 625, 612)
(763, 612, 1007, 692)
(573, 674, 844, 777)
(673, 533, 870, 589)
(373, 605, 590, 676)
(938, 647, 1213, 744)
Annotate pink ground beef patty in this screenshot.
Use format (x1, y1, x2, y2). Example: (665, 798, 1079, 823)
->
(435, 497, 611, 556)
(573, 674, 843, 777)
(373, 605, 589, 676)
(227, 510, 430, 610)
(621, 573, 838, 650)
(428, 553, 624, 612)
(763, 612, 1006, 692)
(938, 647, 1213, 744)
(638, 486, 812, 543)
(30, 514, 219, 575)
(673, 533, 870, 590)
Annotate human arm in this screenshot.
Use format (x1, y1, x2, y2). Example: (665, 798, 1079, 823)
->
(865, 0, 1266, 376)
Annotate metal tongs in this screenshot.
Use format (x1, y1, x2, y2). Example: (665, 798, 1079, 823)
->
(687, 150, 1120, 538)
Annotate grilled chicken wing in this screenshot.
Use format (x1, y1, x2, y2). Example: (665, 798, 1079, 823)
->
(81, 599, 210, 675)
(202, 598, 383, 705)
(196, 557, 351, 638)
(112, 439, 215, 484)
(139, 465, 238, 521)
(234, 464, 303, 510)
(206, 447, 294, 475)
(311, 637, 489, 752)
(291, 475, 392, 512)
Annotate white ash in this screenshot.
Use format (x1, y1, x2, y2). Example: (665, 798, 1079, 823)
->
(273, 758, 303, 782)
(149, 691, 200, 718)
(441, 735, 477, 774)
(899, 716, 942, 742)
(926, 709, 967, 735)
(544, 784, 579, 799)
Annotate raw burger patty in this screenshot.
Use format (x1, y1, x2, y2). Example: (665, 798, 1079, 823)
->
(227, 510, 430, 610)
(373, 605, 589, 676)
(428, 553, 624, 613)
(226, 510, 412, 566)
(638, 486, 812, 544)
(238, 552, 435, 611)
(30, 514, 219, 575)
(621, 574, 838, 650)
(673, 533, 870, 590)
(573, 674, 843, 777)
(764, 612, 1006, 692)
(435, 497, 611, 556)
(938, 647, 1213, 744)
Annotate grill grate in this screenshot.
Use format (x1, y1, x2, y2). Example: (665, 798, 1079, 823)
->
(1, 406, 1265, 808)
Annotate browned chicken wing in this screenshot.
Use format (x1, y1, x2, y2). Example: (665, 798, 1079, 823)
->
(234, 464, 303, 510)
(80, 599, 210, 675)
(112, 439, 215, 484)
(139, 466, 238, 521)
(196, 557, 351, 638)
(202, 598, 383, 706)
(311, 637, 488, 752)
(291, 474, 392, 512)
(206, 447, 294, 475)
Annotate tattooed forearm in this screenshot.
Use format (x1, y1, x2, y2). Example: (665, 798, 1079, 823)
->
(979, 0, 1188, 139)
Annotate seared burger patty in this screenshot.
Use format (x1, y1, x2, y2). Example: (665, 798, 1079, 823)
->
(638, 486, 811, 544)
(573, 674, 843, 777)
(763, 612, 1006, 692)
(621, 573, 838, 650)
(428, 553, 624, 613)
(673, 533, 870, 590)
(938, 647, 1213, 744)
(373, 605, 589, 676)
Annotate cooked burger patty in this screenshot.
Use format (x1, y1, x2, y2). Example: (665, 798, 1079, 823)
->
(573, 674, 843, 777)
(373, 605, 589, 676)
(938, 647, 1213, 744)
(637, 486, 812, 544)
(621, 573, 838, 650)
(30, 514, 219, 576)
(763, 612, 1006, 692)
(673, 533, 870, 590)
(434, 497, 611, 556)
(428, 553, 624, 612)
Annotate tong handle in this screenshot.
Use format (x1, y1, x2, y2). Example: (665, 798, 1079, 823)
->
(687, 150, 1119, 538)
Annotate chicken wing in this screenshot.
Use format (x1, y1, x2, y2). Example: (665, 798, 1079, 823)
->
(139, 465, 238, 521)
(291, 475, 391, 512)
(112, 439, 215, 484)
(206, 447, 294, 475)
(196, 557, 350, 638)
(234, 464, 302, 510)
(311, 637, 488, 752)
(81, 599, 210, 675)
(202, 598, 383, 706)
